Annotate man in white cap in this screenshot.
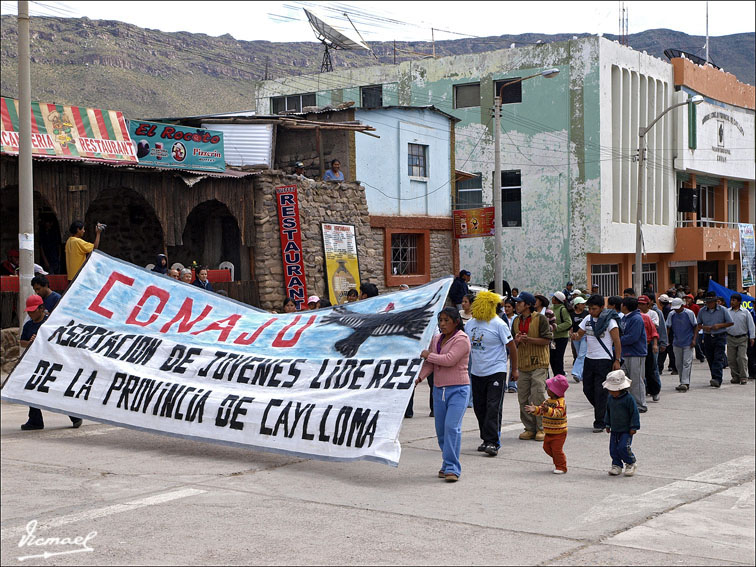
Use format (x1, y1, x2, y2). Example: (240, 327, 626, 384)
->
(656, 293, 677, 376)
(665, 298, 698, 391)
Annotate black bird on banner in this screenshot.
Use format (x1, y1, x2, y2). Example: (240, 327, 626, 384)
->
(319, 290, 443, 357)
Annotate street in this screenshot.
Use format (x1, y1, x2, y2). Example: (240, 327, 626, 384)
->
(1, 358, 754, 566)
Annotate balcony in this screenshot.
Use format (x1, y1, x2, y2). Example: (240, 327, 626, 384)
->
(674, 220, 741, 260)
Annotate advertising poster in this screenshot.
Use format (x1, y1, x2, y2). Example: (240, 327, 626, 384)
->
(453, 207, 495, 238)
(276, 185, 308, 309)
(0, 97, 136, 163)
(0, 251, 452, 466)
(739, 223, 755, 288)
(322, 223, 361, 305)
(128, 120, 225, 172)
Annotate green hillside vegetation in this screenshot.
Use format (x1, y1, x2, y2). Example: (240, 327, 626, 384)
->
(1, 16, 753, 119)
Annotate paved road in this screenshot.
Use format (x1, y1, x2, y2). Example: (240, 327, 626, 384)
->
(1, 358, 754, 566)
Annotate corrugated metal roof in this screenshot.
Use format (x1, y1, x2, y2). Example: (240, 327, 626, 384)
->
(1, 152, 261, 178)
(202, 122, 273, 168)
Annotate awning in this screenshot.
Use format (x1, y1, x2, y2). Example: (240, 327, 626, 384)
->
(0, 97, 137, 164)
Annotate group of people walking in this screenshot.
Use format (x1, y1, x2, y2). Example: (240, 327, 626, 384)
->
(417, 273, 755, 482)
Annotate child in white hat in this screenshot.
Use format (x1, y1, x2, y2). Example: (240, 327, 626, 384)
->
(603, 369, 640, 476)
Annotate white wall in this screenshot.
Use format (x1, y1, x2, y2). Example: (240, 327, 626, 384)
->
(354, 108, 452, 217)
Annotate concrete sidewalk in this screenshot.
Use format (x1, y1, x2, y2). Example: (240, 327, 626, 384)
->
(1, 359, 754, 565)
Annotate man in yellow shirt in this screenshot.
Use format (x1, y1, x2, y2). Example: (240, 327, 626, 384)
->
(65, 220, 103, 280)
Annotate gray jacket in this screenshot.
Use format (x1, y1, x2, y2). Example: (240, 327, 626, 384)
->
(651, 304, 668, 348)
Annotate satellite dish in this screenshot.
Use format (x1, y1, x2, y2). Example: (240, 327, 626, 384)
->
(304, 8, 369, 72)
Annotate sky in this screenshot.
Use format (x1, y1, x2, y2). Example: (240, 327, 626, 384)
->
(2, 0, 754, 43)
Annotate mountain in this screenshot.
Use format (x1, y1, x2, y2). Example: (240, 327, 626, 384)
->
(1, 16, 753, 119)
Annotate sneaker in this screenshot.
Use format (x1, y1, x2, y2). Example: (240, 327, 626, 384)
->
(592, 427, 604, 433)
(730, 378, 740, 384)
(572, 375, 581, 383)
(20, 422, 44, 431)
(709, 380, 721, 388)
(670, 369, 678, 375)
(484, 443, 499, 457)
(638, 406, 648, 413)
(608, 465, 622, 476)
(507, 387, 517, 393)
(445, 473, 459, 482)
(438, 470, 446, 478)
(477, 443, 487, 452)
(519, 430, 536, 440)
(71, 418, 83, 429)
(741, 379, 748, 385)
(624, 463, 637, 476)
(652, 394, 660, 402)
(553, 469, 567, 474)
(535, 430, 546, 441)
(675, 384, 689, 392)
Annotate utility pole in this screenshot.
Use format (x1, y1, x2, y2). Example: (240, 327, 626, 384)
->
(705, 1, 710, 65)
(17, 0, 34, 321)
(393, 40, 396, 65)
(431, 28, 435, 58)
(493, 93, 502, 296)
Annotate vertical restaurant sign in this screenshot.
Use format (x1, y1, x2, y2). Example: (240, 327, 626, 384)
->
(453, 207, 495, 238)
(322, 223, 361, 305)
(739, 223, 756, 288)
(276, 185, 308, 308)
(0, 97, 137, 163)
(128, 120, 225, 172)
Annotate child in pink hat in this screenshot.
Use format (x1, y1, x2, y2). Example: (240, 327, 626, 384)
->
(525, 374, 570, 474)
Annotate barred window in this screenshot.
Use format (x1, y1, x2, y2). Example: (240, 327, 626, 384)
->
(391, 233, 418, 275)
(408, 143, 428, 177)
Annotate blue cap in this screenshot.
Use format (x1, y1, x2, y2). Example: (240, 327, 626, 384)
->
(460, 270, 471, 277)
(513, 291, 536, 306)
(566, 281, 573, 286)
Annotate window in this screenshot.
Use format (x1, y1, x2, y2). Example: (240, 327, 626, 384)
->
(632, 263, 658, 293)
(454, 83, 480, 108)
(698, 184, 715, 227)
(727, 186, 740, 225)
(391, 233, 418, 275)
(727, 264, 737, 290)
(494, 170, 521, 227)
(494, 77, 522, 104)
(271, 93, 316, 114)
(591, 264, 620, 297)
(456, 172, 483, 209)
(361, 85, 383, 108)
(408, 143, 428, 177)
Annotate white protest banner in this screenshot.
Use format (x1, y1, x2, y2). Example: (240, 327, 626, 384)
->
(1, 252, 451, 466)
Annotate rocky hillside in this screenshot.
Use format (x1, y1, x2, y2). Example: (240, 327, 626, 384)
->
(1, 16, 753, 118)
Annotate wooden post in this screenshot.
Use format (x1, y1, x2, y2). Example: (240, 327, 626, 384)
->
(316, 127, 325, 179)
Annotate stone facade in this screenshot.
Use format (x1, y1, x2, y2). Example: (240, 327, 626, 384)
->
(251, 172, 456, 310)
(252, 172, 380, 311)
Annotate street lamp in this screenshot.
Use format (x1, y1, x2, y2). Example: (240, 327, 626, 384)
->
(493, 68, 560, 296)
(634, 94, 704, 296)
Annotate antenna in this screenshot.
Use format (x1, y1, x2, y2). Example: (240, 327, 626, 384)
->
(304, 8, 369, 73)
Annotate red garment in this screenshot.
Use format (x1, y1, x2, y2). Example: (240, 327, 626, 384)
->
(518, 314, 532, 335)
(543, 432, 567, 472)
(687, 303, 700, 316)
(640, 312, 659, 342)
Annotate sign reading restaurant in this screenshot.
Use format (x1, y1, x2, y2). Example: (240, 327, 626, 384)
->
(0, 97, 137, 163)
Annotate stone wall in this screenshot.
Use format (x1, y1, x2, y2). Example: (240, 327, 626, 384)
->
(429, 230, 454, 281)
(252, 172, 381, 311)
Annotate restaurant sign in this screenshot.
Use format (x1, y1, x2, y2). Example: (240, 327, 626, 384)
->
(128, 120, 225, 172)
(0, 97, 136, 163)
(453, 207, 496, 239)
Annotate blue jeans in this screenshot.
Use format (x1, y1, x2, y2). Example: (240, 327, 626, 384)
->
(572, 337, 587, 381)
(433, 384, 470, 477)
(703, 333, 728, 384)
(609, 431, 636, 467)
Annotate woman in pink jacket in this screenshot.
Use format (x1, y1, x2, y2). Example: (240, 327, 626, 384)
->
(416, 307, 471, 482)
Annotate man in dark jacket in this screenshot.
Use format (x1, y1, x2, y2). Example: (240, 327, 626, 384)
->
(449, 270, 471, 309)
(620, 297, 648, 412)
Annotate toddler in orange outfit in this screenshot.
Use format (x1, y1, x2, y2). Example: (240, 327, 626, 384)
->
(525, 374, 569, 473)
